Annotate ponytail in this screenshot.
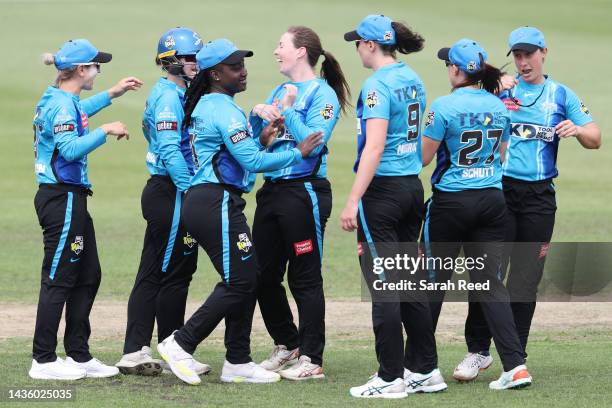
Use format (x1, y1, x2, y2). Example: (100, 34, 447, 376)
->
(380, 22, 424, 56)
(182, 68, 212, 130)
(287, 25, 351, 114)
(320, 50, 351, 114)
(454, 54, 503, 94)
(42, 52, 78, 87)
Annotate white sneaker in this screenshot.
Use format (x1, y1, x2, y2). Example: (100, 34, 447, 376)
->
(349, 375, 407, 399)
(404, 368, 448, 393)
(29, 358, 86, 380)
(453, 352, 494, 381)
(161, 357, 211, 375)
(279, 355, 324, 380)
(64, 357, 120, 378)
(259, 345, 299, 372)
(489, 364, 532, 390)
(157, 335, 200, 385)
(220, 360, 281, 384)
(115, 346, 163, 376)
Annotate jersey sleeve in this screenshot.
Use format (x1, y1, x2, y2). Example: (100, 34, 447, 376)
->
(360, 78, 391, 120)
(216, 107, 302, 172)
(563, 85, 593, 126)
(282, 86, 339, 156)
(52, 103, 106, 161)
(80, 91, 112, 117)
(422, 98, 447, 142)
(155, 92, 191, 192)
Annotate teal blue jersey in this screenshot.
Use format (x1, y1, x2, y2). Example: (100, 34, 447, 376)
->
(33, 86, 111, 188)
(424, 88, 510, 192)
(142, 77, 194, 192)
(188, 93, 302, 192)
(249, 78, 339, 180)
(500, 76, 593, 181)
(354, 62, 426, 176)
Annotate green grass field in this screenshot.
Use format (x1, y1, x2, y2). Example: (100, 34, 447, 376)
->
(0, 0, 610, 406)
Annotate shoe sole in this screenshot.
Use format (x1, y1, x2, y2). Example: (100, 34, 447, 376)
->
(349, 391, 408, 399)
(453, 360, 493, 382)
(406, 382, 448, 393)
(29, 371, 86, 381)
(220, 375, 281, 384)
(279, 373, 325, 381)
(117, 362, 162, 376)
(490, 377, 532, 390)
(84, 370, 120, 378)
(157, 343, 201, 385)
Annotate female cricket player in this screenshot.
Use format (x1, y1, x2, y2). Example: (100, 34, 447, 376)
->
(116, 27, 210, 377)
(458, 26, 601, 382)
(248, 25, 350, 380)
(422, 38, 532, 390)
(155, 38, 323, 386)
(30, 39, 142, 380)
(340, 15, 445, 398)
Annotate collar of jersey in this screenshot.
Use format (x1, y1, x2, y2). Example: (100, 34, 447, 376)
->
(517, 74, 549, 90)
(375, 61, 404, 74)
(160, 77, 186, 95)
(49, 85, 80, 101)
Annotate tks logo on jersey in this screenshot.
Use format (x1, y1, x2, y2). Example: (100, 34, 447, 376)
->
(156, 121, 178, 131)
(236, 233, 252, 253)
(511, 123, 555, 142)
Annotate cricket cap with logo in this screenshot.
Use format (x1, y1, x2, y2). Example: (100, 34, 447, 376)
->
(344, 14, 396, 45)
(437, 38, 488, 74)
(507, 26, 546, 56)
(53, 39, 112, 70)
(196, 39, 253, 71)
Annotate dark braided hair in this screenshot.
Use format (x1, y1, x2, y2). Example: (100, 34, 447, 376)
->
(182, 68, 212, 130)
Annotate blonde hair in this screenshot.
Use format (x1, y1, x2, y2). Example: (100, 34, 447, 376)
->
(42, 52, 78, 87)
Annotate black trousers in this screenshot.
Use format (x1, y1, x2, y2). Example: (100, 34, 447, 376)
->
(122, 176, 198, 354)
(174, 184, 257, 364)
(465, 177, 556, 358)
(358, 176, 438, 382)
(251, 178, 331, 366)
(33, 184, 101, 363)
(423, 188, 525, 371)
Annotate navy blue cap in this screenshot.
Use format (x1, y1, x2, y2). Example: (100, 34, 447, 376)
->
(196, 39, 253, 70)
(344, 14, 396, 45)
(507, 26, 546, 56)
(438, 38, 488, 74)
(54, 39, 111, 70)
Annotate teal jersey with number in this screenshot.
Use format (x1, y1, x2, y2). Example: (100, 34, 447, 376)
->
(424, 88, 510, 192)
(354, 62, 426, 176)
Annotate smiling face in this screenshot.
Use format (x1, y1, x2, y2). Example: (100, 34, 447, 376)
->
(211, 60, 248, 95)
(512, 48, 547, 84)
(274, 32, 305, 77)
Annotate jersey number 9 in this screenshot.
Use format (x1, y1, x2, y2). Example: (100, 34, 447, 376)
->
(407, 102, 420, 141)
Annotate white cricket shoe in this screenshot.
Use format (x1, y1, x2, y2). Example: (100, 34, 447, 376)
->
(489, 364, 532, 390)
(279, 355, 324, 380)
(259, 345, 299, 372)
(453, 352, 494, 381)
(161, 357, 211, 375)
(115, 346, 163, 376)
(349, 375, 407, 399)
(157, 334, 200, 385)
(220, 361, 281, 383)
(64, 357, 120, 378)
(29, 358, 86, 380)
(404, 368, 448, 393)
